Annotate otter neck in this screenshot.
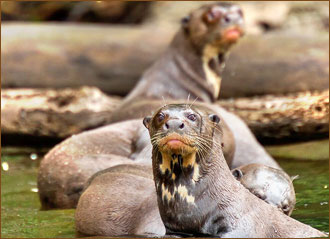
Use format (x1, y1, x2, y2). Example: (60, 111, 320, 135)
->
(169, 30, 227, 102)
(152, 144, 246, 236)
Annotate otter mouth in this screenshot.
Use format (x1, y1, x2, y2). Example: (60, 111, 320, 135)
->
(158, 133, 195, 155)
(221, 26, 244, 44)
(223, 27, 243, 42)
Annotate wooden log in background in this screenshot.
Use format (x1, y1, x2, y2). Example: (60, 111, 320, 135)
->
(1, 87, 328, 145)
(1, 87, 121, 139)
(1, 23, 173, 95)
(219, 90, 329, 144)
(2, 23, 329, 98)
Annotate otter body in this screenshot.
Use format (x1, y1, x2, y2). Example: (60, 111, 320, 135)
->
(144, 104, 325, 238)
(38, 119, 150, 209)
(232, 163, 296, 216)
(75, 164, 165, 237)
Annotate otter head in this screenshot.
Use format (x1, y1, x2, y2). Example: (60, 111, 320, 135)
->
(181, 3, 245, 55)
(179, 3, 245, 100)
(232, 164, 296, 216)
(143, 104, 221, 186)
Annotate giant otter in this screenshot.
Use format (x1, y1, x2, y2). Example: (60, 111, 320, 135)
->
(145, 104, 325, 238)
(75, 104, 325, 237)
(38, 2, 279, 209)
(231, 163, 296, 216)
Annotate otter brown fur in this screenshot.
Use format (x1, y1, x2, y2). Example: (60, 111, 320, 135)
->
(38, 119, 149, 209)
(232, 163, 296, 216)
(38, 2, 279, 209)
(75, 164, 165, 237)
(145, 104, 325, 238)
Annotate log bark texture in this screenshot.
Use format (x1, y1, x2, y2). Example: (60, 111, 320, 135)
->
(1, 87, 328, 144)
(1, 23, 173, 95)
(1, 87, 121, 139)
(2, 23, 329, 98)
(219, 90, 329, 144)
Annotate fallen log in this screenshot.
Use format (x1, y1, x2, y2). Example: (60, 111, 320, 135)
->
(1, 23, 173, 95)
(1, 87, 328, 145)
(1, 23, 329, 98)
(219, 90, 329, 144)
(1, 87, 121, 139)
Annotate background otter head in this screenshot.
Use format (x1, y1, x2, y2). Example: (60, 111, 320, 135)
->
(143, 103, 222, 187)
(232, 163, 296, 216)
(181, 2, 245, 55)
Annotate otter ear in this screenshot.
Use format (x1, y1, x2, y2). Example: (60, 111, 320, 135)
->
(143, 116, 152, 129)
(181, 15, 190, 30)
(209, 114, 220, 124)
(291, 175, 299, 181)
(232, 169, 243, 180)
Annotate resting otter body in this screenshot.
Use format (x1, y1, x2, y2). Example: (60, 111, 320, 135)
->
(75, 164, 165, 237)
(232, 163, 296, 216)
(38, 2, 279, 209)
(144, 104, 325, 238)
(38, 119, 150, 209)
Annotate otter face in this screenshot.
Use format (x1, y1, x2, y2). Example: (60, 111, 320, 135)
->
(182, 3, 245, 53)
(143, 104, 220, 184)
(144, 104, 220, 155)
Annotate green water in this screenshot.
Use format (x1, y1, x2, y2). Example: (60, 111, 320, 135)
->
(1, 142, 329, 238)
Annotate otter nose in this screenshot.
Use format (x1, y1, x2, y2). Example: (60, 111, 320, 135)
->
(224, 8, 244, 25)
(164, 119, 185, 131)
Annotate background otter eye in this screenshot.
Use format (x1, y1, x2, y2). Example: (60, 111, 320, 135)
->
(181, 16, 190, 25)
(203, 7, 223, 24)
(157, 113, 165, 122)
(204, 11, 216, 24)
(187, 114, 197, 121)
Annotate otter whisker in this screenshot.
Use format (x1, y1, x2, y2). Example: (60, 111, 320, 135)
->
(189, 96, 199, 108)
(186, 94, 191, 108)
(162, 96, 168, 106)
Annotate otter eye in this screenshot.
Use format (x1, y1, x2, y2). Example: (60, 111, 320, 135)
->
(187, 114, 197, 122)
(204, 11, 217, 24)
(157, 113, 165, 123)
(181, 16, 190, 25)
(224, 15, 231, 23)
(204, 7, 223, 24)
(255, 193, 266, 200)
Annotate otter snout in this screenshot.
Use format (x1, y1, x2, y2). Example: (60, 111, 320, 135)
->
(164, 119, 185, 131)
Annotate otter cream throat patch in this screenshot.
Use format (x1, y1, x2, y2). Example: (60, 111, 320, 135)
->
(202, 44, 222, 99)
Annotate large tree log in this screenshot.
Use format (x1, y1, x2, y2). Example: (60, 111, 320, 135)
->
(219, 90, 329, 144)
(1, 23, 328, 98)
(1, 87, 121, 139)
(1, 87, 328, 145)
